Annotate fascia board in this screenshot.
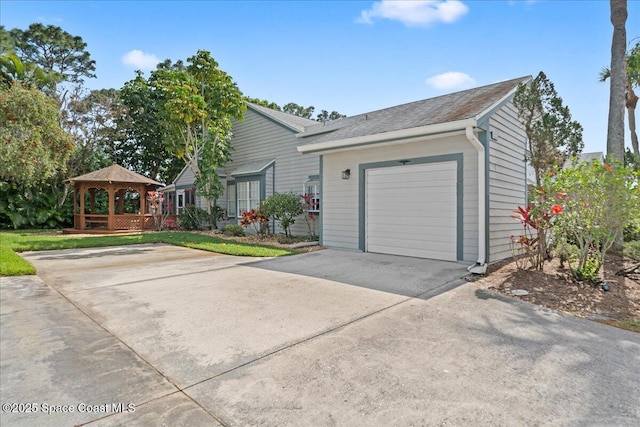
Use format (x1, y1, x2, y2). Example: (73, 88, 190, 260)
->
(297, 118, 476, 154)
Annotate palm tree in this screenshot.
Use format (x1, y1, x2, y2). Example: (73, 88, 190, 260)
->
(601, 41, 640, 158)
(606, 0, 628, 162)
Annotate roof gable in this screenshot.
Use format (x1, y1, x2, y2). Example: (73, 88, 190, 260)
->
(246, 102, 317, 132)
(298, 76, 530, 145)
(66, 164, 162, 186)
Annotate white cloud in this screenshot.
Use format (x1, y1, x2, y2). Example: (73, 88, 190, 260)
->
(357, 0, 469, 27)
(36, 16, 64, 24)
(122, 50, 160, 71)
(425, 72, 476, 90)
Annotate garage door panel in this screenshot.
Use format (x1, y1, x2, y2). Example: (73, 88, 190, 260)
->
(367, 223, 455, 239)
(366, 161, 458, 261)
(369, 162, 455, 177)
(368, 237, 456, 252)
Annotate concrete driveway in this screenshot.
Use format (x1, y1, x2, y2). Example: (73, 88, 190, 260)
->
(1, 244, 639, 426)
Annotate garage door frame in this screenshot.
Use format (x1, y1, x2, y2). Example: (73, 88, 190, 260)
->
(358, 153, 464, 260)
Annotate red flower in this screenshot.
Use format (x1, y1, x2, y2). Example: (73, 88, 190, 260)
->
(604, 164, 613, 172)
(551, 204, 563, 215)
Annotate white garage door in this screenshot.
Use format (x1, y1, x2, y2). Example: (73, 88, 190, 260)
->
(366, 161, 457, 261)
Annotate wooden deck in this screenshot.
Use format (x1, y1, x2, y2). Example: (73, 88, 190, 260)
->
(62, 228, 145, 235)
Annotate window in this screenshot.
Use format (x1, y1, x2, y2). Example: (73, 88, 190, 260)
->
(227, 183, 236, 218)
(177, 190, 185, 214)
(304, 180, 320, 213)
(237, 180, 260, 214)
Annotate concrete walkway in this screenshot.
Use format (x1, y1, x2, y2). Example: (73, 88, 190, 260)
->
(1, 244, 639, 426)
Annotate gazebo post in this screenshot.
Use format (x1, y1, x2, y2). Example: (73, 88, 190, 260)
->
(79, 184, 86, 230)
(108, 186, 115, 231)
(89, 188, 96, 214)
(73, 187, 77, 228)
(139, 185, 146, 230)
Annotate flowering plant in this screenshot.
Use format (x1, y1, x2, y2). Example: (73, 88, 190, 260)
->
(510, 172, 565, 270)
(239, 208, 269, 236)
(147, 190, 173, 231)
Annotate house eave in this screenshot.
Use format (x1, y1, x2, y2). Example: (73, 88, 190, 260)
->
(297, 118, 477, 154)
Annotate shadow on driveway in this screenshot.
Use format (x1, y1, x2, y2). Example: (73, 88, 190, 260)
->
(244, 249, 470, 299)
(29, 246, 156, 261)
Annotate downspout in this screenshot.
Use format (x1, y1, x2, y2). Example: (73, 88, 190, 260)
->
(465, 126, 488, 274)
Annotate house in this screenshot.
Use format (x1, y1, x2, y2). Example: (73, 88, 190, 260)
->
(164, 102, 320, 236)
(296, 76, 532, 272)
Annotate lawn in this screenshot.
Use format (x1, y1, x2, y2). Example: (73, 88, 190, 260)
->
(0, 230, 299, 276)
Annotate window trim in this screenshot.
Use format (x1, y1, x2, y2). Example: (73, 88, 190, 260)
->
(227, 181, 237, 218)
(303, 180, 320, 213)
(236, 178, 262, 215)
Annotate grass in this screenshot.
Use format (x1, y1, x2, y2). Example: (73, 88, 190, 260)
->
(603, 318, 640, 334)
(1, 230, 299, 276)
(0, 245, 36, 276)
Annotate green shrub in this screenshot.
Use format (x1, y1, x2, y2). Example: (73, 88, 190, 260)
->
(552, 238, 579, 268)
(552, 160, 638, 281)
(624, 240, 640, 261)
(223, 224, 245, 237)
(624, 219, 640, 242)
(178, 206, 210, 230)
(260, 192, 302, 237)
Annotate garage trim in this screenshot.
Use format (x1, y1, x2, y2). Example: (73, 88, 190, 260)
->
(358, 153, 464, 260)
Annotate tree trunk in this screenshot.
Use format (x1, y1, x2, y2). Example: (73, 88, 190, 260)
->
(607, 0, 627, 162)
(626, 84, 639, 157)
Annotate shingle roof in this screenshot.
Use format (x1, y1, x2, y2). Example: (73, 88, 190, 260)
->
(230, 158, 275, 177)
(65, 164, 163, 186)
(247, 103, 318, 132)
(298, 76, 530, 144)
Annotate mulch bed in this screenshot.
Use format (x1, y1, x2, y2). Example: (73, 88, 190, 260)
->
(475, 255, 640, 330)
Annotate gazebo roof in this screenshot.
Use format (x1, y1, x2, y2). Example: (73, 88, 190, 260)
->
(65, 164, 163, 186)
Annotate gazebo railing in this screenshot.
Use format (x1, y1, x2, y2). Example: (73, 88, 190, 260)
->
(114, 214, 156, 230)
(74, 214, 155, 231)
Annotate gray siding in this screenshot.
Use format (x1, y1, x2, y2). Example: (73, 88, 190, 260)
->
(219, 109, 320, 236)
(321, 134, 479, 262)
(488, 101, 527, 261)
(174, 164, 196, 188)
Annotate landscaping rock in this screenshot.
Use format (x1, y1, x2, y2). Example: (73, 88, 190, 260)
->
(511, 289, 529, 296)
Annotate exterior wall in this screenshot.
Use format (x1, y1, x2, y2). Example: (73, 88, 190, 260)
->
(321, 134, 479, 262)
(218, 109, 320, 236)
(487, 101, 528, 261)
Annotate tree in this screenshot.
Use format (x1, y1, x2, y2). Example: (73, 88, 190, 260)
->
(513, 71, 584, 186)
(283, 102, 315, 119)
(0, 26, 15, 55)
(9, 23, 95, 85)
(0, 83, 73, 187)
(607, 0, 628, 162)
(244, 96, 282, 111)
(246, 97, 346, 122)
(151, 50, 245, 220)
(0, 53, 55, 90)
(117, 71, 183, 183)
(600, 41, 640, 158)
(316, 109, 346, 122)
(9, 23, 96, 112)
(64, 87, 121, 177)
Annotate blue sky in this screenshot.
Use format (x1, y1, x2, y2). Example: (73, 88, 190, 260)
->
(2, 0, 639, 154)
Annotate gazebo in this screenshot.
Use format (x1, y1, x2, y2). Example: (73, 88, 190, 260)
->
(63, 164, 163, 234)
